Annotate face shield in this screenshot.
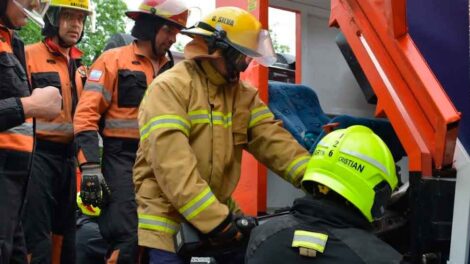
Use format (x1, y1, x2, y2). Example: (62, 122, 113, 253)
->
(150, 0, 188, 19)
(229, 29, 277, 67)
(12, 0, 50, 28)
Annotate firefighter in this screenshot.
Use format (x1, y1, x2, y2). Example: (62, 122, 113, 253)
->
(246, 125, 402, 264)
(20, 0, 92, 263)
(73, 0, 189, 262)
(74, 32, 134, 264)
(133, 6, 311, 263)
(0, 0, 62, 263)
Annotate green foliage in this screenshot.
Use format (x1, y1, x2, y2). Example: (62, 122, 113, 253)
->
(79, 0, 128, 65)
(269, 29, 290, 54)
(17, 0, 128, 66)
(173, 41, 184, 52)
(16, 21, 42, 45)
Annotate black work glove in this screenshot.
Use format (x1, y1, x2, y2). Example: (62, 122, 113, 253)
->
(206, 213, 257, 246)
(80, 164, 110, 208)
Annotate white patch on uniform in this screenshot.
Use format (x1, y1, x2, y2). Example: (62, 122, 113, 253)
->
(89, 70, 103, 81)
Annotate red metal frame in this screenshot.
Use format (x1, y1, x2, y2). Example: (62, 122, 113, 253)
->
(329, 0, 460, 176)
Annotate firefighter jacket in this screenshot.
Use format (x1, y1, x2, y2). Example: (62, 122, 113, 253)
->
(133, 58, 311, 252)
(246, 196, 402, 264)
(73, 41, 170, 165)
(0, 24, 33, 154)
(26, 39, 86, 143)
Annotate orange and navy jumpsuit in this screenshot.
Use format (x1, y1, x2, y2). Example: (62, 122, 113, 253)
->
(73, 41, 172, 263)
(22, 38, 86, 264)
(0, 24, 33, 263)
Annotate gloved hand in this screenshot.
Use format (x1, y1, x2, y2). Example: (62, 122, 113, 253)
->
(206, 213, 257, 245)
(80, 164, 110, 208)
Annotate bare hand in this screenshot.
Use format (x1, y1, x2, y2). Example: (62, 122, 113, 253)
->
(21, 86, 62, 119)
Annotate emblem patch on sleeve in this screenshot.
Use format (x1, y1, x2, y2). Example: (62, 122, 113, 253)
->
(89, 70, 103, 81)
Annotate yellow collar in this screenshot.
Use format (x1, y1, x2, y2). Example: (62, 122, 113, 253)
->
(200, 60, 227, 86)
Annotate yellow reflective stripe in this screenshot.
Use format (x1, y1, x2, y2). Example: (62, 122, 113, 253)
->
(189, 110, 211, 125)
(285, 155, 311, 181)
(249, 106, 274, 128)
(140, 115, 190, 140)
(138, 214, 179, 235)
(292, 230, 328, 253)
(189, 110, 232, 127)
(212, 112, 232, 127)
(179, 187, 216, 221)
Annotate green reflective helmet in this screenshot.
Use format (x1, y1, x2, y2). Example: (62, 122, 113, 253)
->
(301, 125, 398, 222)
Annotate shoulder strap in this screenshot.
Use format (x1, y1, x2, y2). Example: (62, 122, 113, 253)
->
(322, 225, 402, 264)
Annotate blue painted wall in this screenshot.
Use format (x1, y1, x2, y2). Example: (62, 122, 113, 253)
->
(407, 0, 469, 152)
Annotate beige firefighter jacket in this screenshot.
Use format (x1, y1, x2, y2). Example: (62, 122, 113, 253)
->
(134, 45, 310, 252)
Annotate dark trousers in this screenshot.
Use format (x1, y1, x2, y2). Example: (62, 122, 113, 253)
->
(99, 138, 138, 264)
(76, 215, 108, 264)
(22, 140, 76, 264)
(0, 150, 30, 264)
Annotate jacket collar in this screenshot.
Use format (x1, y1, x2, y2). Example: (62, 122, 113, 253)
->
(0, 24, 12, 46)
(200, 60, 227, 86)
(133, 40, 169, 73)
(292, 195, 372, 230)
(44, 37, 83, 59)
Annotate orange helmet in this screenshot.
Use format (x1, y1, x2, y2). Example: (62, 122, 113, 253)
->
(126, 0, 189, 29)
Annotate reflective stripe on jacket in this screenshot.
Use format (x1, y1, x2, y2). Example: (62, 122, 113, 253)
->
(25, 41, 85, 143)
(133, 59, 311, 252)
(73, 41, 169, 165)
(0, 25, 33, 153)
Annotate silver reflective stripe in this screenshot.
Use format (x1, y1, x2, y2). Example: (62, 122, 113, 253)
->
(7, 123, 33, 136)
(84, 82, 112, 102)
(293, 234, 327, 248)
(138, 218, 179, 234)
(36, 122, 73, 133)
(251, 108, 271, 121)
(105, 119, 139, 129)
(140, 118, 191, 137)
(190, 114, 210, 121)
(341, 149, 389, 176)
(181, 189, 214, 219)
(287, 157, 310, 180)
(212, 115, 232, 123)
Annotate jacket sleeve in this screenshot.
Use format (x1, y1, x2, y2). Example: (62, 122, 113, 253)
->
(73, 56, 114, 166)
(246, 92, 311, 188)
(0, 97, 25, 132)
(138, 78, 229, 234)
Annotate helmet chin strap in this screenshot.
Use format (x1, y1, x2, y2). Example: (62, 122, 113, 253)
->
(222, 46, 249, 83)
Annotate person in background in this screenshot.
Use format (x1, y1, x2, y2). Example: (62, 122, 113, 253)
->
(21, 0, 92, 263)
(74, 32, 134, 264)
(0, 0, 62, 262)
(246, 125, 402, 264)
(133, 6, 311, 263)
(73, 0, 189, 262)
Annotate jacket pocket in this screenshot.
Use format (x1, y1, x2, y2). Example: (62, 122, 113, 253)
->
(138, 179, 159, 199)
(31, 72, 62, 94)
(232, 109, 249, 146)
(117, 70, 147, 108)
(0, 53, 29, 98)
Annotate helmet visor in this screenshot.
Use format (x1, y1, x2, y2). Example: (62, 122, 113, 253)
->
(13, 0, 50, 28)
(230, 29, 276, 67)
